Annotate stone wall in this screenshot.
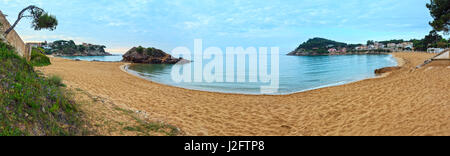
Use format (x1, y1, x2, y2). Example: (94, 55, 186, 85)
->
(0, 10, 30, 60)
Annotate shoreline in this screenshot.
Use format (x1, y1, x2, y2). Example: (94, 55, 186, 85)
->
(121, 63, 390, 96)
(119, 54, 400, 96)
(37, 52, 449, 136)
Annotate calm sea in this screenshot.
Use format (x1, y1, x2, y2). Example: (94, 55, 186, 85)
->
(59, 54, 123, 62)
(125, 54, 398, 95)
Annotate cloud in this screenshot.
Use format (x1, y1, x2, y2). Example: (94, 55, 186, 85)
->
(1, 0, 433, 51)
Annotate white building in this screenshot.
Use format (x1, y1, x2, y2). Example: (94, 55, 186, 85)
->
(427, 48, 445, 53)
(403, 42, 414, 49)
(387, 43, 396, 48)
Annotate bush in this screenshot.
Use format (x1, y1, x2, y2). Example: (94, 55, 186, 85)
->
(136, 46, 145, 54)
(30, 47, 51, 66)
(48, 75, 66, 87)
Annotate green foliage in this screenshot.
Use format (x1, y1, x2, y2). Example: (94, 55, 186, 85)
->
(48, 40, 106, 55)
(146, 47, 167, 57)
(437, 41, 448, 48)
(378, 39, 405, 45)
(30, 47, 51, 66)
(134, 46, 168, 56)
(48, 75, 66, 87)
(411, 39, 427, 51)
(0, 42, 83, 136)
(427, 0, 450, 34)
(32, 12, 58, 31)
(49, 40, 77, 54)
(136, 46, 145, 54)
(424, 30, 443, 46)
(347, 44, 363, 49)
(295, 37, 347, 52)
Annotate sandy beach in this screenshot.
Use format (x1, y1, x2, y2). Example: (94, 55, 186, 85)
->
(36, 52, 449, 136)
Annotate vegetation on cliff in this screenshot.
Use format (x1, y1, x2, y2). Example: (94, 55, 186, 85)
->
(294, 37, 347, 53)
(288, 37, 385, 55)
(44, 40, 111, 56)
(0, 42, 84, 136)
(289, 36, 449, 56)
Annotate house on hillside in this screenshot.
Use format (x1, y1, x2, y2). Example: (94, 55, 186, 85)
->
(328, 48, 337, 53)
(355, 45, 368, 51)
(402, 42, 414, 49)
(387, 43, 396, 49)
(374, 42, 385, 49)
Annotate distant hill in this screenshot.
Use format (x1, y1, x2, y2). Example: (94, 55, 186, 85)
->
(288, 37, 347, 55)
(46, 40, 111, 56)
(288, 37, 389, 56)
(295, 37, 347, 51)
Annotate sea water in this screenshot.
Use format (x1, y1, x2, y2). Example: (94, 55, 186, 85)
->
(59, 54, 123, 62)
(126, 54, 397, 95)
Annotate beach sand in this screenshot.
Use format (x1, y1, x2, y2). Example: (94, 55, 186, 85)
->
(36, 52, 449, 136)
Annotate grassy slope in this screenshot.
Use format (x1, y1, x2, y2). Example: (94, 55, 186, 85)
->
(0, 42, 84, 136)
(30, 47, 51, 67)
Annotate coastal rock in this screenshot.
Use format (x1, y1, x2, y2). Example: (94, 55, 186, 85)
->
(375, 66, 402, 75)
(50, 40, 112, 56)
(122, 46, 188, 64)
(288, 51, 327, 56)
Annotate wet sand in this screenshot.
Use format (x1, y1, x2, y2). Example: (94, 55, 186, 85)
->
(37, 52, 449, 136)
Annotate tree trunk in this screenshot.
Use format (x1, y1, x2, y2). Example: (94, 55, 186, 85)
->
(3, 5, 36, 36)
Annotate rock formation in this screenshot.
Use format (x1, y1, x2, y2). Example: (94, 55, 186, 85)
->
(375, 66, 402, 75)
(122, 46, 188, 64)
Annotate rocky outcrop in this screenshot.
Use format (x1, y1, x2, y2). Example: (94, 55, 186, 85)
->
(49, 40, 112, 56)
(122, 46, 188, 64)
(375, 66, 401, 75)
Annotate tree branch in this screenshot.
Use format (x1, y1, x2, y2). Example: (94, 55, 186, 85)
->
(3, 5, 41, 36)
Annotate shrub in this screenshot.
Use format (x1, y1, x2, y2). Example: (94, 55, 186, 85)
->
(48, 75, 66, 87)
(136, 46, 145, 54)
(30, 47, 51, 66)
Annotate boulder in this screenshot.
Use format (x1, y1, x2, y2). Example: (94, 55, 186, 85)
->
(375, 66, 401, 75)
(122, 46, 188, 64)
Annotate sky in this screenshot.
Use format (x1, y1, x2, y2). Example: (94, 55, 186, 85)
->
(0, 0, 436, 54)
